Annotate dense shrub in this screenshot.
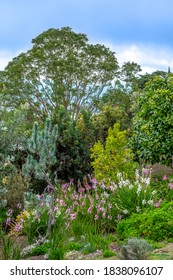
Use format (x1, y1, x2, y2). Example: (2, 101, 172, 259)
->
(53, 107, 92, 184)
(131, 75, 173, 165)
(0, 161, 27, 225)
(4, 171, 27, 217)
(117, 202, 173, 242)
(119, 238, 153, 260)
(90, 123, 136, 184)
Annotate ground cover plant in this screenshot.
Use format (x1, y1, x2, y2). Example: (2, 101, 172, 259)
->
(116, 201, 173, 242)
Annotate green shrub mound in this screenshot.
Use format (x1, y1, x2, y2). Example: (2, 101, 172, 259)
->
(119, 238, 153, 260)
(117, 202, 173, 242)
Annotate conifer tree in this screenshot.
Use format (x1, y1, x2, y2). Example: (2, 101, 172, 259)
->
(22, 118, 58, 236)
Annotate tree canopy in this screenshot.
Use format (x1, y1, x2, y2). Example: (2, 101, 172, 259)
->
(0, 27, 119, 120)
(131, 74, 173, 166)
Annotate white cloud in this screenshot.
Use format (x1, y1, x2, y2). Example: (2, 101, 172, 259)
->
(0, 50, 22, 70)
(106, 43, 173, 74)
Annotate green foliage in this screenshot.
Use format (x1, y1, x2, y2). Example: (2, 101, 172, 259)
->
(90, 123, 135, 183)
(47, 213, 69, 260)
(81, 242, 95, 255)
(109, 169, 156, 217)
(150, 177, 173, 203)
(136, 70, 169, 90)
(0, 185, 7, 210)
(0, 108, 35, 181)
(23, 118, 58, 182)
(131, 74, 173, 165)
(67, 242, 83, 251)
(30, 243, 48, 256)
(56, 179, 115, 234)
(19, 209, 49, 243)
(0, 27, 119, 120)
(53, 107, 92, 183)
(70, 215, 98, 239)
(0, 160, 16, 209)
(4, 171, 27, 217)
(48, 247, 65, 260)
(119, 238, 153, 260)
(99, 88, 132, 131)
(102, 249, 116, 258)
(0, 230, 21, 260)
(93, 105, 128, 143)
(117, 202, 173, 241)
(120, 61, 142, 93)
(151, 164, 173, 180)
(0, 208, 7, 227)
(0, 160, 27, 218)
(22, 119, 58, 237)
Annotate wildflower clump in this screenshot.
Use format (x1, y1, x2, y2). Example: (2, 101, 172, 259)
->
(109, 166, 157, 219)
(55, 177, 114, 232)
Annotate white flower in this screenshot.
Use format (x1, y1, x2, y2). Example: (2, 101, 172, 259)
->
(128, 184, 134, 189)
(117, 173, 122, 180)
(140, 176, 150, 186)
(142, 199, 146, 205)
(103, 192, 109, 198)
(145, 178, 150, 186)
(152, 190, 157, 195)
(123, 209, 128, 214)
(135, 169, 140, 179)
(110, 185, 117, 191)
(137, 185, 142, 194)
(147, 200, 154, 205)
(136, 206, 141, 213)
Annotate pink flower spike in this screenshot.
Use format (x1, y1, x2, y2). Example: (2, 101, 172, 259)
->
(102, 212, 106, 218)
(35, 212, 40, 219)
(14, 223, 22, 232)
(7, 209, 13, 216)
(54, 206, 59, 212)
(17, 203, 22, 209)
(66, 208, 71, 215)
(163, 175, 167, 180)
(154, 199, 162, 208)
(87, 207, 92, 214)
(60, 200, 66, 206)
(70, 212, 77, 220)
(94, 214, 98, 220)
(117, 214, 122, 222)
(6, 217, 11, 226)
(70, 178, 74, 185)
(168, 183, 173, 190)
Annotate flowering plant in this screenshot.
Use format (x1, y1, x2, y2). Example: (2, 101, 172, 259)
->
(150, 174, 173, 202)
(10, 207, 49, 243)
(109, 167, 157, 219)
(55, 178, 113, 232)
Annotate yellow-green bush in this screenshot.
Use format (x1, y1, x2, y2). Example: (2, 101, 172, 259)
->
(90, 123, 136, 183)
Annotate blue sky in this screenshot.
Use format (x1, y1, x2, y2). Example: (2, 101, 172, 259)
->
(1, 0, 173, 73)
